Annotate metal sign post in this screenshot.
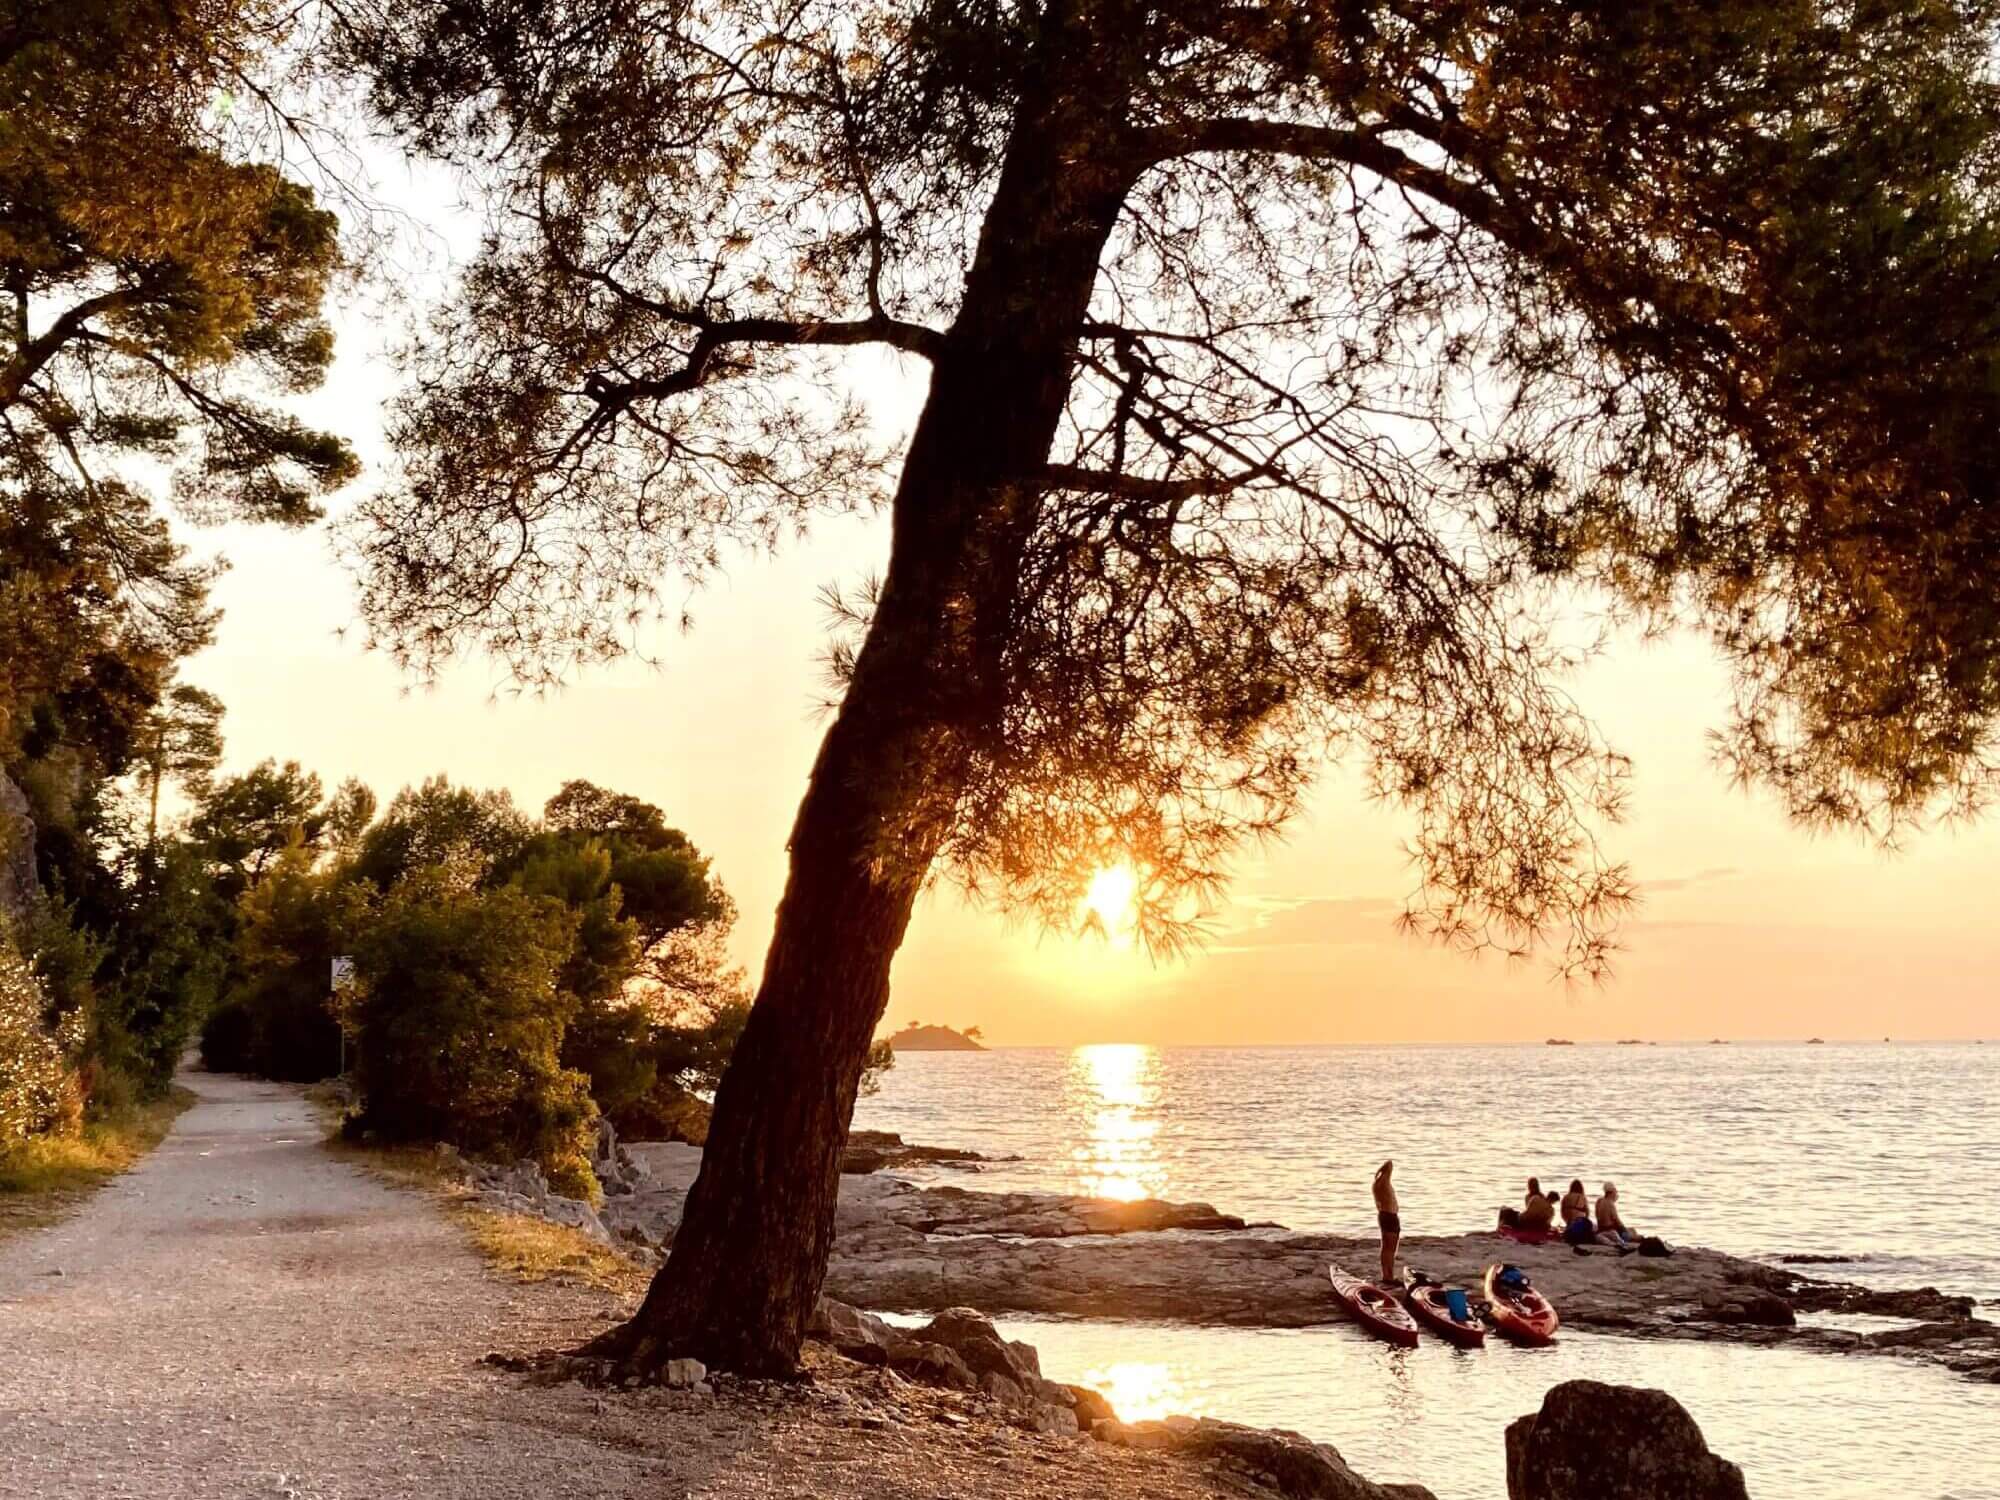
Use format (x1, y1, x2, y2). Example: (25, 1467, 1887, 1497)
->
(330, 956, 355, 1076)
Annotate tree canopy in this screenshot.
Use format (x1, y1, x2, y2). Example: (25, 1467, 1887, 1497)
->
(348, 0, 2000, 970)
(1, 0, 357, 522)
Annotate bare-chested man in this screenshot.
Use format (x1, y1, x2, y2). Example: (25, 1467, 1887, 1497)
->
(1372, 1159, 1400, 1282)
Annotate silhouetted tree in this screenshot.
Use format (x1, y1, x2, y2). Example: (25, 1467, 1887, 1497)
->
(344, 0, 2000, 1372)
(135, 685, 225, 854)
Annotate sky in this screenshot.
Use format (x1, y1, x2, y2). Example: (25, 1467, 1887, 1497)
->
(169, 161, 2000, 1049)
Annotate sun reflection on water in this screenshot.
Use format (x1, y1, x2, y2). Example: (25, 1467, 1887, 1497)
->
(1076, 1361, 1194, 1423)
(1067, 1043, 1167, 1202)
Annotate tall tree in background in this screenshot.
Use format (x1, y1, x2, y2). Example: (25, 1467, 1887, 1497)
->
(1, 0, 357, 829)
(135, 684, 225, 854)
(346, 1, 2000, 1373)
(0, 0, 356, 516)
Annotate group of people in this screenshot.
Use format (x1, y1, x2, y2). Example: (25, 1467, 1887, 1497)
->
(1499, 1176, 1637, 1246)
(1367, 1161, 1642, 1284)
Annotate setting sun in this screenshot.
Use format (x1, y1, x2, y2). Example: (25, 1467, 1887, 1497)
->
(1083, 863, 1139, 938)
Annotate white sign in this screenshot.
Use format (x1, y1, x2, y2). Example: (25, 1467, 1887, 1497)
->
(330, 956, 356, 990)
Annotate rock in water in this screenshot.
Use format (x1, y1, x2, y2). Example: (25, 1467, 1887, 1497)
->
(1505, 1381, 1749, 1500)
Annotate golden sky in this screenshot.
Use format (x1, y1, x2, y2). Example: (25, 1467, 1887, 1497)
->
(175, 184, 2000, 1047)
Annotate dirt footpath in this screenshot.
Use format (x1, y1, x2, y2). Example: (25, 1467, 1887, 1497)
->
(1, 1071, 1381, 1500)
(0, 1071, 677, 1498)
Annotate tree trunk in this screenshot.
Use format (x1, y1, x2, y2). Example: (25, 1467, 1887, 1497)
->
(585, 55, 1138, 1378)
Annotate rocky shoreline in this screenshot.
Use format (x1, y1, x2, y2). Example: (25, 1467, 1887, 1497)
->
(454, 1125, 1999, 1386)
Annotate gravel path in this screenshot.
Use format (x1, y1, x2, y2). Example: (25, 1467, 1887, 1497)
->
(0, 1069, 671, 1499)
(0, 1070, 1315, 1500)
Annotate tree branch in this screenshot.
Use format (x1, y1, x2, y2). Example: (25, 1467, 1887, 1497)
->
(0, 284, 145, 409)
(581, 313, 945, 416)
(1136, 117, 1536, 255)
(1037, 463, 1245, 503)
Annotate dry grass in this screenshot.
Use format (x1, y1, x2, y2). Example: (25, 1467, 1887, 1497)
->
(320, 1129, 646, 1295)
(0, 1088, 195, 1242)
(459, 1208, 646, 1293)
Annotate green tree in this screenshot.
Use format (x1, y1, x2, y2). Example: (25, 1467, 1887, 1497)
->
(0, 0, 357, 519)
(203, 837, 372, 1080)
(190, 759, 325, 895)
(100, 841, 231, 1094)
(0, 471, 213, 775)
(346, 872, 595, 1197)
(352, 776, 531, 891)
(344, 0, 2000, 1373)
(319, 778, 378, 858)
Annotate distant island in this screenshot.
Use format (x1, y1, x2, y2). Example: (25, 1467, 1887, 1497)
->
(886, 1022, 986, 1052)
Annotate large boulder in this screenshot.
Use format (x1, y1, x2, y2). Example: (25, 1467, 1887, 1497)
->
(1094, 1417, 1435, 1500)
(1504, 1381, 1748, 1500)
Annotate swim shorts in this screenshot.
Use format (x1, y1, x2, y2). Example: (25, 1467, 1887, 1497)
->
(1378, 1211, 1401, 1234)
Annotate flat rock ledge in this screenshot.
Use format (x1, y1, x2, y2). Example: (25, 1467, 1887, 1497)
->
(447, 1138, 1996, 1383)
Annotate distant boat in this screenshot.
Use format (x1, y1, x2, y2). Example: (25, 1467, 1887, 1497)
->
(1616, 1038, 1644, 1046)
(1545, 1038, 1574, 1046)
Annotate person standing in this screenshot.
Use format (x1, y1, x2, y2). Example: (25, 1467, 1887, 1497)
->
(1373, 1160, 1400, 1282)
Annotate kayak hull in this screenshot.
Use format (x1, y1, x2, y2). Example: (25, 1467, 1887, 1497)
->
(1402, 1282, 1490, 1349)
(1328, 1265, 1421, 1348)
(1483, 1264, 1561, 1345)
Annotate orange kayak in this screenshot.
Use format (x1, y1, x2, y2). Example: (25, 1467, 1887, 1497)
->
(1483, 1263, 1560, 1345)
(1328, 1265, 1420, 1348)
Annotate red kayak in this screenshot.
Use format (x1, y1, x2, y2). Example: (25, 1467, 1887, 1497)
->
(1328, 1265, 1420, 1348)
(1483, 1263, 1561, 1345)
(1401, 1276, 1490, 1348)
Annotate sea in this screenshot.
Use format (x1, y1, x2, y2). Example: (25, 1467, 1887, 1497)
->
(853, 1043, 2000, 1500)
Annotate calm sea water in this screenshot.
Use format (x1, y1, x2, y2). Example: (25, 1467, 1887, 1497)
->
(857, 1044, 2000, 1500)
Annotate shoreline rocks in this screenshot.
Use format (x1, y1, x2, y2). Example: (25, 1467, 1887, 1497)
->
(1095, 1416, 1438, 1500)
(446, 1136, 1994, 1383)
(1505, 1381, 1748, 1500)
(805, 1298, 1434, 1498)
(841, 1129, 990, 1174)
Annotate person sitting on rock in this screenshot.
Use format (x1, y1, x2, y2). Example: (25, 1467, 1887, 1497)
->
(1497, 1176, 1542, 1230)
(1595, 1181, 1637, 1244)
(1518, 1187, 1557, 1234)
(1560, 1179, 1591, 1226)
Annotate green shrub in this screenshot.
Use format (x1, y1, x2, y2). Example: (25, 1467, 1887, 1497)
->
(347, 873, 597, 1198)
(207, 843, 365, 1082)
(0, 932, 82, 1142)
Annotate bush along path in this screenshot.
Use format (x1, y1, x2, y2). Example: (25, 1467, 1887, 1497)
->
(0, 1067, 1440, 1500)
